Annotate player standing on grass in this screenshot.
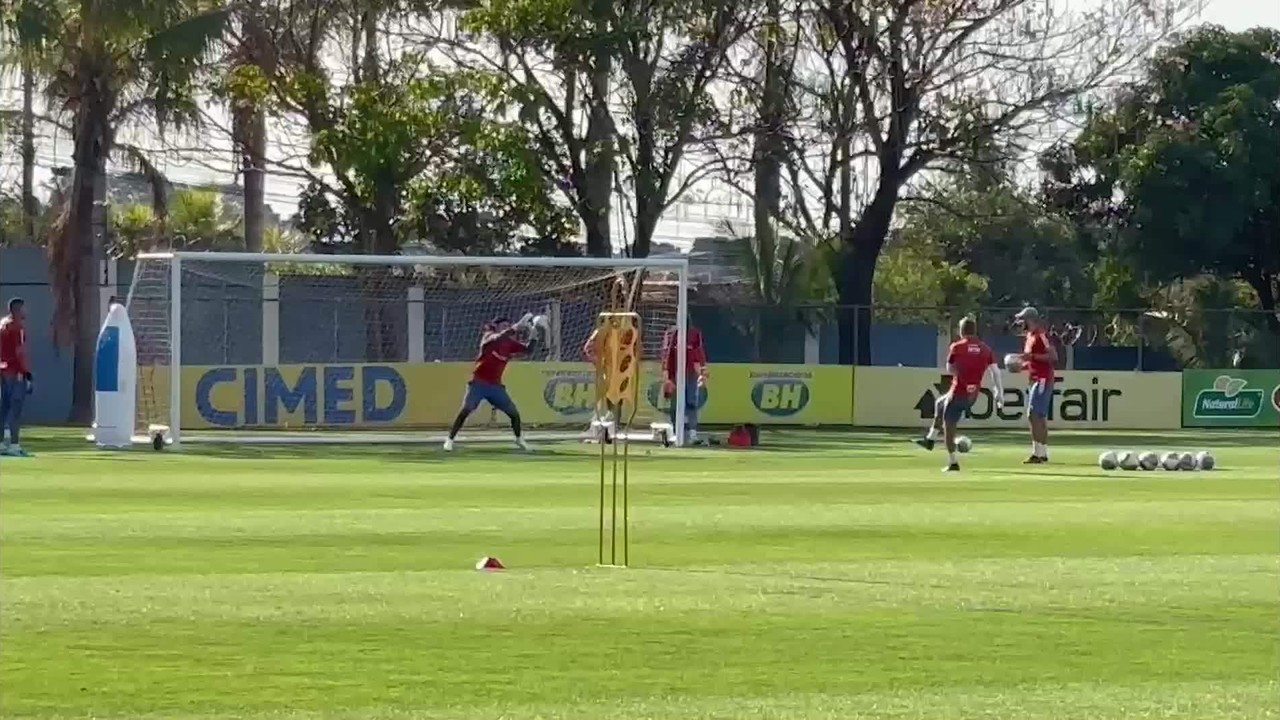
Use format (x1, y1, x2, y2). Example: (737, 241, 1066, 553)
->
(914, 317, 1002, 472)
(0, 297, 33, 458)
(1014, 306, 1056, 464)
(661, 322, 707, 446)
(444, 314, 536, 453)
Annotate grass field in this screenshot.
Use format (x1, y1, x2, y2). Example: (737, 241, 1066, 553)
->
(1, 428, 1277, 720)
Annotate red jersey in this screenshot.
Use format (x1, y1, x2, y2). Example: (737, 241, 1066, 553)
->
(662, 326, 706, 380)
(1024, 331, 1055, 381)
(0, 316, 28, 378)
(947, 337, 994, 399)
(472, 333, 527, 384)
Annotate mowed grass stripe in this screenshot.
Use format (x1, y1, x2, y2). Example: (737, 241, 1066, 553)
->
(0, 429, 1275, 719)
(4, 557, 1276, 626)
(3, 611, 1275, 715)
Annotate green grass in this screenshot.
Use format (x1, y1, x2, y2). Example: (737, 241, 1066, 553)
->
(1, 428, 1277, 719)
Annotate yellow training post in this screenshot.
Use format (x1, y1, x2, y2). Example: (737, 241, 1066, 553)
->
(594, 311, 640, 568)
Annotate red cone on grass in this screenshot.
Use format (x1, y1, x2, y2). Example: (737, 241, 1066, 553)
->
(476, 556, 505, 571)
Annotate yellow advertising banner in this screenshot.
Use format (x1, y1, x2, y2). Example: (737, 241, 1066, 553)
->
(177, 362, 855, 430)
(852, 367, 1182, 430)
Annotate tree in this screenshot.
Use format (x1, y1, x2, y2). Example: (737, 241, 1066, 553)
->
(10, 0, 232, 420)
(254, 60, 574, 255)
(718, 0, 1191, 363)
(459, 0, 754, 257)
(733, 231, 833, 361)
(897, 175, 1089, 309)
(108, 188, 242, 257)
(872, 233, 987, 325)
(1, 1, 45, 244)
(1058, 26, 1280, 334)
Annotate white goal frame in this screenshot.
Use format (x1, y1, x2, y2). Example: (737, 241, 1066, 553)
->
(127, 251, 691, 448)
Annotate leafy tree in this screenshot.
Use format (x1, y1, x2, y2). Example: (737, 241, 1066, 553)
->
(717, 0, 1190, 363)
(7, 0, 232, 420)
(260, 62, 574, 255)
(873, 235, 987, 326)
(897, 177, 1089, 309)
(1058, 26, 1280, 335)
(459, 0, 754, 257)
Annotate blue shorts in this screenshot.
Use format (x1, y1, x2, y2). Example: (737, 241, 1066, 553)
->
(1028, 379, 1053, 417)
(941, 392, 972, 423)
(462, 380, 518, 416)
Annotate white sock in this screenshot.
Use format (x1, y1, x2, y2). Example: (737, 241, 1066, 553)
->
(948, 451, 957, 465)
(1034, 442, 1046, 456)
(926, 427, 939, 441)
(1031, 441, 1039, 455)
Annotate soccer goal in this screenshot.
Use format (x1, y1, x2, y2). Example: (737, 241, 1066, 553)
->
(122, 252, 692, 447)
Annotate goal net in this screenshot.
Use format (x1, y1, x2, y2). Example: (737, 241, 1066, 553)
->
(123, 252, 690, 445)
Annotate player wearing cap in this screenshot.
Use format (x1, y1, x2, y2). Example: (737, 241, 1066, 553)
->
(914, 317, 1002, 472)
(1014, 306, 1056, 463)
(444, 314, 536, 452)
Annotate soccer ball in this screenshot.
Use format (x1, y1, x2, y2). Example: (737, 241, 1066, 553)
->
(1195, 451, 1215, 470)
(1178, 452, 1196, 471)
(956, 436, 972, 453)
(1137, 451, 1159, 471)
(1117, 451, 1139, 470)
(1160, 452, 1181, 471)
(1003, 353, 1023, 373)
(1098, 451, 1118, 470)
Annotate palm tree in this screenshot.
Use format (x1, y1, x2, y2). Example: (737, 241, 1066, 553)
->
(1, 0, 54, 244)
(735, 229, 834, 362)
(14, 0, 232, 420)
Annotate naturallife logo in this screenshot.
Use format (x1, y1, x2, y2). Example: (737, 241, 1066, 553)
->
(1192, 375, 1264, 419)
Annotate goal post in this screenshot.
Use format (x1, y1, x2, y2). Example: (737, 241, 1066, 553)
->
(123, 251, 690, 446)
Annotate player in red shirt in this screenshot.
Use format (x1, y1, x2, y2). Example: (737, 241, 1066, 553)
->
(661, 323, 707, 446)
(0, 297, 34, 457)
(913, 317, 1002, 472)
(1014, 306, 1057, 463)
(444, 314, 536, 452)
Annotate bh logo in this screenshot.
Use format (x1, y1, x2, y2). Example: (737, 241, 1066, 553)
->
(543, 373, 595, 417)
(751, 377, 810, 417)
(646, 379, 709, 411)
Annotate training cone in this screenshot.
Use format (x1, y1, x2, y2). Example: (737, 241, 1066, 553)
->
(475, 556, 505, 571)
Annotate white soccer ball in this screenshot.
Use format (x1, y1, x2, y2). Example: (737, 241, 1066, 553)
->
(1003, 353, 1023, 373)
(1178, 452, 1196, 471)
(1117, 451, 1139, 471)
(956, 436, 972, 453)
(1137, 451, 1159, 471)
(1195, 451, 1215, 471)
(1160, 452, 1181, 471)
(1098, 451, 1118, 470)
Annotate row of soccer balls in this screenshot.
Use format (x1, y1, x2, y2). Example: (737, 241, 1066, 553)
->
(1099, 450, 1215, 471)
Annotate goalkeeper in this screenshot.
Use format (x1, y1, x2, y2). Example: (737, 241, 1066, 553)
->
(444, 314, 538, 452)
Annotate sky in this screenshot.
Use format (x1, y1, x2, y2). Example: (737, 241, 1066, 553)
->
(1200, 0, 1280, 30)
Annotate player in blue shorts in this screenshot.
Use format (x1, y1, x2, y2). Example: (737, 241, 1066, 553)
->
(914, 317, 1003, 471)
(444, 314, 537, 452)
